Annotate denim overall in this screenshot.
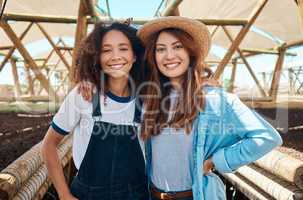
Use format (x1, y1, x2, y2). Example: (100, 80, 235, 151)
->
(70, 91, 148, 200)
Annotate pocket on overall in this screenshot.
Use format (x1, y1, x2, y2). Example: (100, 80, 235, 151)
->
(70, 177, 86, 200)
(203, 173, 226, 200)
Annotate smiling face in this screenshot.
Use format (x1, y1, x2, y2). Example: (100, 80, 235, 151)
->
(100, 30, 136, 79)
(155, 31, 190, 84)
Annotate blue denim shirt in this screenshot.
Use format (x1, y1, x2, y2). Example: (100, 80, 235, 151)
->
(145, 87, 283, 200)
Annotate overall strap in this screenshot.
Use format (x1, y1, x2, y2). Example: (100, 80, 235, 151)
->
(133, 97, 142, 123)
(92, 90, 102, 117)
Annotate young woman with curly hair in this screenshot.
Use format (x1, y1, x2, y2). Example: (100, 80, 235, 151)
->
(41, 22, 148, 200)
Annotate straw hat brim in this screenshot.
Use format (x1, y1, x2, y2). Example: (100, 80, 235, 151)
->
(137, 16, 211, 59)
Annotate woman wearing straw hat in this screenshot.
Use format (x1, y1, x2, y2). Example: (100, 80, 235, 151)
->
(137, 16, 282, 200)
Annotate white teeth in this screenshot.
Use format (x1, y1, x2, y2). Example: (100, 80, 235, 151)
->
(165, 63, 179, 68)
(110, 64, 124, 69)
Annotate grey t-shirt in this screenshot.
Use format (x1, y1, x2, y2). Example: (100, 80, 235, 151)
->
(150, 90, 194, 192)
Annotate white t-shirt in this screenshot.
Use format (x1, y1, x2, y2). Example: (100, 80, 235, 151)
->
(150, 89, 194, 192)
(52, 86, 140, 169)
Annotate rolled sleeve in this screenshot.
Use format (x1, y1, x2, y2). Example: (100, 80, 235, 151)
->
(51, 121, 69, 135)
(212, 148, 233, 173)
(220, 94, 282, 171)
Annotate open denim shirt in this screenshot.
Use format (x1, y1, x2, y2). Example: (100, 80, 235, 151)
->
(145, 86, 282, 200)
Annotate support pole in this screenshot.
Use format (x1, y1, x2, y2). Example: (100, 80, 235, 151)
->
(70, 0, 88, 86)
(25, 63, 34, 96)
(269, 47, 286, 101)
(228, 59, 237, 93)
(161, 0, 183, 16)
(297, 0, 303, 29)
(10, 59, 22, 98)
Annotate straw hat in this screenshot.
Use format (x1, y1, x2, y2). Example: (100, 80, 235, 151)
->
(137, 16, 211, 59)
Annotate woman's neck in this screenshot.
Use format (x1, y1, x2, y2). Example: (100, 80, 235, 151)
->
(169, 76, 184, 91)
(107, 76, 130, 97)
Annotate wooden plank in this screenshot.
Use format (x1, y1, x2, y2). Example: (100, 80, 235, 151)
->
(0, 21, 58, 100)
(0, 22, 33, 72)
(213, 0, 269, 79)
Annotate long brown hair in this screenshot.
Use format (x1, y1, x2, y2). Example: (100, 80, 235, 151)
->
(141, 28, 212, 140)
(74, 22, 145, 94)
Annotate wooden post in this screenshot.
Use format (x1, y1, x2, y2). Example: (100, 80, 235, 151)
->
(211, 26, 219, 38)
(269, 47, 286, 101)
(298, 0, 303, 29)
(228, 59, 237, 93)
(162, 0, 183, 16)
(213, 0, 268, 80)
(0, 22, 33, 72)
(10, 59, 22, 98)
(0, 20, 58, 100)
(70, 0, 88, 86)
(261, 72, 267, 90)
(222, 26, 267, 97)
(288, 68, 294, 95)
(36, 23, 71, 70)
(24, 63, 35, 95)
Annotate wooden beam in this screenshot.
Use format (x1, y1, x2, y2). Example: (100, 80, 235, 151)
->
(98, 17, 248, 26)
(269, 48, 286, 101)
(71, 0, 88, 86)
(36, 23, 71, 70)
(241, 48, 297, 56)
(213, 0, 269, 80)
(283, 39, 303, 49)
(0, 22, 33, 72)
(298, 0, 303, 29)
(2, 13, 80, 23)
(58, 38, 73, 57)
(0, 21, 58, 100)
(222, 26, 267, 97)
(210, 26, 219, 38)
(81, 0, 96, 17)
(0, 45, 13, 50)
(228, 59, 237, 93)
(24, 63, 34, 95)
(162, 0, 183, 16)
(10, 59, 22, 98)
(3, 13, 248, 26)
(57, 46, 73, 51)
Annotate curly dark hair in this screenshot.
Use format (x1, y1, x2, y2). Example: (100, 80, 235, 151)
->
(74, 22, 145, 94)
